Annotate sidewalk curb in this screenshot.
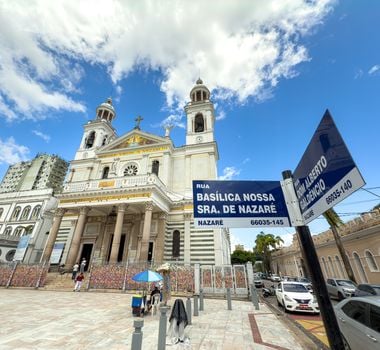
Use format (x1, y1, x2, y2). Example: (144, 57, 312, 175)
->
(260, 296, 329, 350)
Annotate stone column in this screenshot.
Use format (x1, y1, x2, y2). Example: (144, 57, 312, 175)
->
(123, 222, 133, 261)
(66, 207, 90, 267)
(139, 202, 153, 262)
(154, 213, 167, 264)
(185, 155, 191, 192)
(109, 204, 127, 263)
(184, 213, 192, 264)
(41, 208, 66, 263)
(161, 152, 171, 186)
(130, 215, 141, 251)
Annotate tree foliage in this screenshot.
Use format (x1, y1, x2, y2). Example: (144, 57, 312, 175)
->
(231, 249, 256, 264)
(253, 231, 283, 273)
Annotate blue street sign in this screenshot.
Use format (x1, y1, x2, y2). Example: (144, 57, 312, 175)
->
(193, 180, 291, 228)
(293, 110, 365, 224)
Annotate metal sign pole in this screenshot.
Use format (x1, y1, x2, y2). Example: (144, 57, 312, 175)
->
(282, 170, 344, 350)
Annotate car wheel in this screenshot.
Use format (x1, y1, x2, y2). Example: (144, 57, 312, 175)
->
(341, 334, 351, 350)
(338, 292, 344, 301)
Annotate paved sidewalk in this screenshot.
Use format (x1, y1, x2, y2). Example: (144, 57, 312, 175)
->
(0, 289, 314, 350)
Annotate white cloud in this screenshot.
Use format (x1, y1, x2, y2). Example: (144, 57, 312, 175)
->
(368, 65, 380, 75)
(354, 69, 363, 79)
(219, 166, 240, 180)
(32, 130, 51, 142)
(160, 114, 185, 129)
(0, 137, 30, 164)
(242, 158, 251, 164)
(0, 0, 335, 121)
(215, 110, 226, 121)
(278, 232, 295, 247)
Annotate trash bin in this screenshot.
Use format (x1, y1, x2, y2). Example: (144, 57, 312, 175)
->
(132, 295, 143, 316)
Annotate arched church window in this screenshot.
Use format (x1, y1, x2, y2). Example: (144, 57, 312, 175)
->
(102, 136, 108, 146)
(152, 160, 159, 176)
(102, 167, 110, 179)
(14, 226, 24, 237)
(365, 250, 379, 271)
(353, 252, 368, 283)
(196, 91, 202, 101)
(11, 206, 21, 221)
(85, 131, 96, 148)
(4, 226, 12, 235)
(124, 163, 138, 176)
(203, 91, 207, 100)
(194, 114, 204, 132)
(21, 206, 31, 220)
(31, 205, 41, 219)
(172, 230, 180, 258)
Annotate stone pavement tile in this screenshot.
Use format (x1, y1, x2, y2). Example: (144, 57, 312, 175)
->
(0, 289, 307, 350)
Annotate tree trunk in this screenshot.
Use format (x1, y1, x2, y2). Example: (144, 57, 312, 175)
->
(330, 225, 357, 283)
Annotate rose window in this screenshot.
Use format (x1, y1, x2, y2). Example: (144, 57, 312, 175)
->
(124, 164, 138, 176)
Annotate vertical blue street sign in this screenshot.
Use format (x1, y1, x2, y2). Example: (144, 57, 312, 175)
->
(293, 110, 365, 224)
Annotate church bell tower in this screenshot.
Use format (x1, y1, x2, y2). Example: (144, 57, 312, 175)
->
(185, 79, 215, 145)
(74, 98, 117, 160)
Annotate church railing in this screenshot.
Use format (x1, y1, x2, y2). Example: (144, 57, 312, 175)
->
(63, 174, 165, 193)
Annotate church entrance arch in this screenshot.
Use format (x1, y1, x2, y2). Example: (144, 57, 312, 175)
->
(80, 243, 93, 271)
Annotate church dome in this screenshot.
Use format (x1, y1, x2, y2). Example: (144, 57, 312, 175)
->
(96, 97, 116, 123)
(190, 78, 210, 103)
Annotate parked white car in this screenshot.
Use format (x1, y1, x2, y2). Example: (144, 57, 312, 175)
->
(276, 282, 319, 314)
(270, 274, 281, 282)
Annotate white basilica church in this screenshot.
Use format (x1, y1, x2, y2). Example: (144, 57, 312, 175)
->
(42, 79, 231, 268)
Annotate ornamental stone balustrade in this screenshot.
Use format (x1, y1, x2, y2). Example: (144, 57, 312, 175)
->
(63, 174, 165, 193)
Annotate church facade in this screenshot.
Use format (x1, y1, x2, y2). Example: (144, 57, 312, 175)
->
(42, 80, 231, 268)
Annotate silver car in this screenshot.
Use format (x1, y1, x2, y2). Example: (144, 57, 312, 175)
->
(335, 296, 380, 350)
(326, 278, 357, 300)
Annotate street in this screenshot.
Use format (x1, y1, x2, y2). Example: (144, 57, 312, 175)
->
(260, 280, 339, 348)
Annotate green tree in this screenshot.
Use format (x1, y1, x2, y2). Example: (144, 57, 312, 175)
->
(323, 208, 356, 283)
(230, 249, 255, 264)
(253, 232, 283, 273)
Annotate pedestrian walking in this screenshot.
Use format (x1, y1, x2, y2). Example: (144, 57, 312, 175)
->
(72, 262, 79, 280)
(73, 273, 85, 292)
(80, 258, 86, 273)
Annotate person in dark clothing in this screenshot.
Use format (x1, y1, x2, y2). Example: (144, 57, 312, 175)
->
(168, 299, 188, 343)
(150, 286, 161, 298)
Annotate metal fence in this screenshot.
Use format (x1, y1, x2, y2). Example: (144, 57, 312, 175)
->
(0, 261, 49, 288)
(1, 261, 250, 295)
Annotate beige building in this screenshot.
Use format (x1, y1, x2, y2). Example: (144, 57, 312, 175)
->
(271, 209, 380, 284)
(0, 154, 68, 263)
(42, 79, 231, 268)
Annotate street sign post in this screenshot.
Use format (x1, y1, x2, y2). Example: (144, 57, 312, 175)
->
(193, 180, 290, 228)
(293, 110, 365, 224)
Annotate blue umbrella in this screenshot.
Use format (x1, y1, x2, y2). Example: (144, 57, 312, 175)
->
(132, 269, 163, 283)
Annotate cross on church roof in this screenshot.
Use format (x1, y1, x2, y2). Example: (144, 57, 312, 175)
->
(134, 115, 143, 129)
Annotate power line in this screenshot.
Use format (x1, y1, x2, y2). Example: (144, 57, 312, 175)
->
(360, 187, 380, 198)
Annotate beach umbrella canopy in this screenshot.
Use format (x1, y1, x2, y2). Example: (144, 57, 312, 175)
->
(132, 269, 163, 283)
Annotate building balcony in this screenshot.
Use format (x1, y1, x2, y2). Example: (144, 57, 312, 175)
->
(62, 174, 166, 194)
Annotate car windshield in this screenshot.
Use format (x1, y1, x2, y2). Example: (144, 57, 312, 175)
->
(336, 280, 355, 287)
(298, 278, 310, 283)
(283, 284, 308, 292)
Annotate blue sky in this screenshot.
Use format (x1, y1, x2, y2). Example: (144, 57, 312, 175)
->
(0, 1, 379, 250)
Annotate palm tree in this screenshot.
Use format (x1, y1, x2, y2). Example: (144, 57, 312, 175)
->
(323, 208, 356, 283)
(254, 232, 284, 274)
